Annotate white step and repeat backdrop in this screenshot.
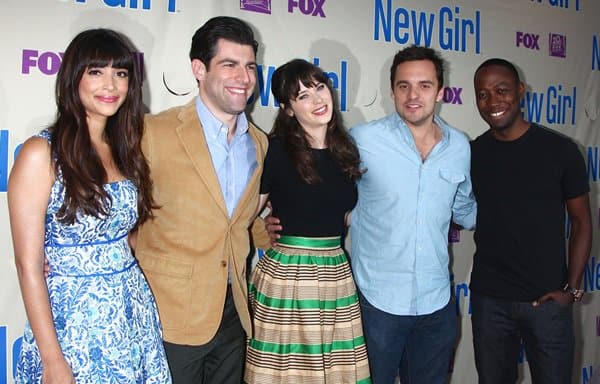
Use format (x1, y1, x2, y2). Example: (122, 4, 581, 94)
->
(1, 0, 599, 383)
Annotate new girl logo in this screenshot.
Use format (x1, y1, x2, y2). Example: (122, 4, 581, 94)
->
(374, 1, 481, 54)
(593, 35, 599, 71)
(74, 0, 177, 12)
(0, 325, 22, 384)
(0, 130, 23, 192)
(583, 256, 599, 292)
(529, 0, 580, 12)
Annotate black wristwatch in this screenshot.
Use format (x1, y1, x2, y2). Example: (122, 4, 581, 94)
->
(563, 284, 584, 302)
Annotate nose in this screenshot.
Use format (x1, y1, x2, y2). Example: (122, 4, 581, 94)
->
(487, 91, 502, 106)
(104, 73, 116, 90)
(237, 66, 252, 84)
(408, 85, 418, 99)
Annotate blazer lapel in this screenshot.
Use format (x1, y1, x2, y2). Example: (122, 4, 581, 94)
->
(175, 100, 228, 218)
(231, 124, 266, 222)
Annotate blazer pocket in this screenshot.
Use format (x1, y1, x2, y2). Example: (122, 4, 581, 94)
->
(138, 253, 192, 330)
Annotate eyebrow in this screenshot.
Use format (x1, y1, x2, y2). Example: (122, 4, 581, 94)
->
(395, 80, 435, 86)
(480, 81, 512, 89)
(215, 58, 257, 67)
(296, 89, 309, 97)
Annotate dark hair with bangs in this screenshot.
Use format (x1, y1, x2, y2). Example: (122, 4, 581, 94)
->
(50, 28, 155, 226)
(270, 59, 362, 184)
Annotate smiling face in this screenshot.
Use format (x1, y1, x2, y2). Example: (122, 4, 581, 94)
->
(474, 64, 526, 137)
(391, 60, 444, 130)
(193, 38, 257, 124)
(286, 80, 333, 134)
(78, 64, 129, 126)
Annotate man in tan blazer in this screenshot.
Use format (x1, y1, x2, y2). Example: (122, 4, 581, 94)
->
(135, 16, 269, 384)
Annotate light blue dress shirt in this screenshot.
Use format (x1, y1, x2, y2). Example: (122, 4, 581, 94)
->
(196, 96, 257, 218)
(349, 113, 476, 316)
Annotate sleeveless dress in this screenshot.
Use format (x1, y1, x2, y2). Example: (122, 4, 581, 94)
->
(244, 138, 371, 384)
(15, 130, 171, 384)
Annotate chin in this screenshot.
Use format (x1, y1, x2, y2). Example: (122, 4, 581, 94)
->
(489, 124, 509, 132)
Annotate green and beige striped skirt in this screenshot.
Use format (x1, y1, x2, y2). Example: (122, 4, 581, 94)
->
(245, 235, 371, 384)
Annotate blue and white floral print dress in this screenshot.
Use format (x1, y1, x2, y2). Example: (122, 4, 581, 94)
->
(15, 130, 171, 384)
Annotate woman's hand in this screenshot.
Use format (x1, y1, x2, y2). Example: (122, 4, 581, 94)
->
(42, 356, 75, 384)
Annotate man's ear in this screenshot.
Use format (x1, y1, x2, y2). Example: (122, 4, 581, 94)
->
(191, 59, 207, 82)
(436, 86, 444, 103)
(518, 81, 526, 99)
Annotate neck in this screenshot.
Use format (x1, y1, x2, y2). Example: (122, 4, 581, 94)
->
(305, 126, 327, 149)
(490, 119, 530, 142)
(198, 93, 240, 142)
(409, 121, 441, 162)
(226, 122, 237, 144)
(87, 117, 107, 145)
(408, 120, 438, 141)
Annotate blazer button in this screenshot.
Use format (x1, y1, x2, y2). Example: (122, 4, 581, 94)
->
(221, 260, 227, 268)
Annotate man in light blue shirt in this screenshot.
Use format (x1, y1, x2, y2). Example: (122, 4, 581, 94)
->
(349, 45, 476, 384)
(196, 95, 257, 218)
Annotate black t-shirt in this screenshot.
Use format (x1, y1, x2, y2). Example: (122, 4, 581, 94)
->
(260, 136, 357, 237)
(469, 124, 589, 301)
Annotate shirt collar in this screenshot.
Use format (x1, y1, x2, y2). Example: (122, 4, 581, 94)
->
(195, 95, 249, 140)
(392, 113, 450, 145)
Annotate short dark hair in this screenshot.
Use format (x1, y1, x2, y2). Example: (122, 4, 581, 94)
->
(189, 16, 258, 69)
(390, 44, 444, 89)
(474, 58, 521, 85)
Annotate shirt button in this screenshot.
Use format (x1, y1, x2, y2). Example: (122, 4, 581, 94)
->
(221, 260, 227, 268)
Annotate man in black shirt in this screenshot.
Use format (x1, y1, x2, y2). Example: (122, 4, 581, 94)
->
(469, 58, 592, 384)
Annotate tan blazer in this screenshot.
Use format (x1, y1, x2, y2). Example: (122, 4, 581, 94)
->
(136, 99, 269, 345)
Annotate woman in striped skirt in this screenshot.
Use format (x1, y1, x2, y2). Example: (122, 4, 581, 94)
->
(245, 59, 371, 384)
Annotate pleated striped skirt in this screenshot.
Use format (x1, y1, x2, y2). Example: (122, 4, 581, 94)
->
(245, 236, 371, 384)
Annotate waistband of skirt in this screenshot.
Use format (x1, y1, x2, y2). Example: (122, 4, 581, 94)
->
(277, 235, 341, 250)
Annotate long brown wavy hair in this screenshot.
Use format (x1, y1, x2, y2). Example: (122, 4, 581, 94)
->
(270, 59, 363, 184)
(50, 28, 154, 226)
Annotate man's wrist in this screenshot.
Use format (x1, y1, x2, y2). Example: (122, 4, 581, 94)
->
(563, 284, 584, 302)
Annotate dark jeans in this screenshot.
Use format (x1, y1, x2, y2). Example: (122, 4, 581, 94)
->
(359, 292, 457, 384)
(163, 286, 246, 384)
(471, 292, 574, 384)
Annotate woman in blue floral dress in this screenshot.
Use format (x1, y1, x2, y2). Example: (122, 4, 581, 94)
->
(7, 29, 171, 383)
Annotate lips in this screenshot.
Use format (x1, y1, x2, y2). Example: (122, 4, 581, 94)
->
(313, 105, 328, 115)
(227, 86, 248, 96)
(404, 102, 422, 109)
(488, 109, 506, 118)
(97, 95, 119, 103)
